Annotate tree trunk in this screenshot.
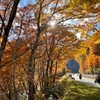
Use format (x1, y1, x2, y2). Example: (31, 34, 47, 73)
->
(0, 0, 20, 67)
(28, 50, 36, 100)
(28, 81, 36, 100)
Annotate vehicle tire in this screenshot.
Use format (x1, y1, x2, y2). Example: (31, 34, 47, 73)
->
(94, 80, 96, 83)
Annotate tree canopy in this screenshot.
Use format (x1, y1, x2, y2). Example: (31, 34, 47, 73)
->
(0, 0, 100, 99)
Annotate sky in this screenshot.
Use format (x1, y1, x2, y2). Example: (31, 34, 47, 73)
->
(95, 23, 100, 29)
(19, 0, 35, 7)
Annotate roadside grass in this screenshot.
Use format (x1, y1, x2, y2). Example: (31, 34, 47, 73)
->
(61, 78, 100, 100)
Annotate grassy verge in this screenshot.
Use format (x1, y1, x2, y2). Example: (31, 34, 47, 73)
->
(61, 78, 100, 100)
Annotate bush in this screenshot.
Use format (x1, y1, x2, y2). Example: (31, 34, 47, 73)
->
(45, 77, 72, 100)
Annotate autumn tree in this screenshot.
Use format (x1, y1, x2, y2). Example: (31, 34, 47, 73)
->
(0, 0, 20, 66)
(75, 30, 100, 74)
(0, 0, 100, 100)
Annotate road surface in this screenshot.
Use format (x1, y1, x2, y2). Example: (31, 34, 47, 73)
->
(72, 74, 100, 88)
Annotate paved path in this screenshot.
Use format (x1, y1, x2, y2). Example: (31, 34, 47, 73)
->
(72, 74, 100, 88)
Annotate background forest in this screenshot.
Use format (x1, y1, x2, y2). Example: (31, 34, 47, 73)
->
(0, 0, 100, 100)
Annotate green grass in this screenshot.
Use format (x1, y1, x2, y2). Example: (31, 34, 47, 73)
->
(62, 80, 100, 100)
